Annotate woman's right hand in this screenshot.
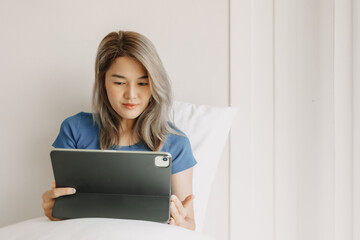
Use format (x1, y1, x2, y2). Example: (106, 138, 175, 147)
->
(41, 181, 76, 221)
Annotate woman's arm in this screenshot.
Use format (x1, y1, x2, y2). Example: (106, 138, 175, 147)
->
(170, 167, 196, 230)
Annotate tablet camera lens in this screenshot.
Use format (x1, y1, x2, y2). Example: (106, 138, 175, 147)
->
(155, 156, 170, 167)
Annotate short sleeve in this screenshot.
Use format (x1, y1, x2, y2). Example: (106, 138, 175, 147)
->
(165, 134, 197, 174)
(52, 114, 81, 149)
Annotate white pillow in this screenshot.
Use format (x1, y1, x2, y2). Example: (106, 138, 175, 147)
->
(0, 217, 214, 240)
(171, 101, 237, 232)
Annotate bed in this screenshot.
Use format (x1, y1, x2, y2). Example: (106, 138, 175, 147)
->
(0, 101, 236, 240)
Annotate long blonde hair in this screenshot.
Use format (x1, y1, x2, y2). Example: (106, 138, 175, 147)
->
(92, 31, 174, 150)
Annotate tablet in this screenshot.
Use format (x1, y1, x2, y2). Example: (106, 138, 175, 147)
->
(50, 149, 172, 223)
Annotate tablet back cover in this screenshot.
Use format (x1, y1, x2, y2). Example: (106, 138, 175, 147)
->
(50, 149, 172, 223)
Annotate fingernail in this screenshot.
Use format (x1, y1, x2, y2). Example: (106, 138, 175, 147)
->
(71, 188, 76, 194)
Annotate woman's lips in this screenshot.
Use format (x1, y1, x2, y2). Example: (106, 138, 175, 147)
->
(123, 104, 137, 109)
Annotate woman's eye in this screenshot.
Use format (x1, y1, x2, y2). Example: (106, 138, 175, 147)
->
(115, 82, 125, 85)
(139, 82, 149, 86)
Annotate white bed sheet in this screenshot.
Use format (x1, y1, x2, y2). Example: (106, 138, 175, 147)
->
(0, 217, 215, 240)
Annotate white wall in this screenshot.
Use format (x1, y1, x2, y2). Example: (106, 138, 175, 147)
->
(230, 0, 357, 240)
(0, 1, 229, 239)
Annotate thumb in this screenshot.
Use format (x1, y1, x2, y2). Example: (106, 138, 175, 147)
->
(182, 194, 195, 208)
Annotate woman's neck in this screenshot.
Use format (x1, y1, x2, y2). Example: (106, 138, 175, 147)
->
(119, 119, 134, 132)
(118, 119, 138, 146)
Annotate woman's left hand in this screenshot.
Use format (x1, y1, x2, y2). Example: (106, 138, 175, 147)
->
(169, 194, 194, 227)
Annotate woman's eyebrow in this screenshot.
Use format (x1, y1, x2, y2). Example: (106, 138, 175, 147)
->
(111, 74, 125, 79)
(111, 74, 148, 79)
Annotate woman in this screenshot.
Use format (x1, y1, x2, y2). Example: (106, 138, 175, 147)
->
(41, 31, 197, 230)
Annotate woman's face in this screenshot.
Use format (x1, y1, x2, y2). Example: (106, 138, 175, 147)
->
(105, 56, 151, 124)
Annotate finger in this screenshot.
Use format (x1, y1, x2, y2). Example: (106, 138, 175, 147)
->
(42, 187, 76, 201)
(42, 199, 55, 210)
(42, 190, 56, 201)
(52, 181, 56, 189)
(182, 194, 195, 208)
(169, 217, 175, 225)
(44, 209, 61, 221)
(52, 188, 76, 198)
(171, 195, 186, 218)
(170, 202, 183, 225)
(49, 188, 76, 199)
(44, 209, 52, 220)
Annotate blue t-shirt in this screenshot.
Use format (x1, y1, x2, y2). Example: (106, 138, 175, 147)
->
(52, 112, 197, 174)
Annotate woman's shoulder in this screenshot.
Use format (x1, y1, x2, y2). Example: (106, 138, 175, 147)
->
(63, 111, 98, 131)
(162, 123, 192, 150)
(63, 112, 93, 122)
(162, 123, 197, 174)
(166, 123, 187, 141)
(61, 112, 95, 128)
(53, 112, 99, 149)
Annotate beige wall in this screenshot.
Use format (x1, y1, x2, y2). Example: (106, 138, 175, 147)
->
(0, 1, 229, 239)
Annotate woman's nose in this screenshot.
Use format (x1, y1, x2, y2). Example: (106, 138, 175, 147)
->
(124, 84, 136, 99)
